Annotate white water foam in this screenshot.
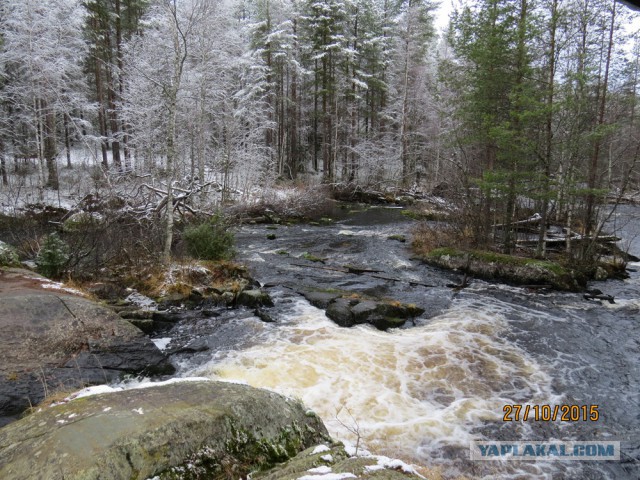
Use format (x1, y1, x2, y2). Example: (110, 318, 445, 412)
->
(188, 296, 562, 473)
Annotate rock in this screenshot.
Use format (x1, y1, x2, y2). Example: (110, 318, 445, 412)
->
(84, 282, 126, 300)
(220, 291, 235, 305)
(0, 381, 329, 480)
(300, 290, 341, 309)
(255, 308, 276, 323)
(126, 318, 155, 334)
(255, 443, 426, 480)
(594, 266, 608, 281)
(325, 298, 357, 327)
(118, 309, 153, 319)
(300, 289, 424, 331)
(422, 248, 580, 291)
(236, 288, 274, 308)
(369, 316, 408, 330)
(351, 300, 380, 324)
(175, 337, 210, 353)
(0, 272, 174, 426)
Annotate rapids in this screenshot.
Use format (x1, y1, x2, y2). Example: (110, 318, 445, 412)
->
(162, 204, 639, 479)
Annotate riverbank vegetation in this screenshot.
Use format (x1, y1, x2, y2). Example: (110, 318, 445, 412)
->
(1, 0, 639, 288)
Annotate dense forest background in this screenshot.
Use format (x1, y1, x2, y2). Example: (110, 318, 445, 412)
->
(1, 0, 639, 263)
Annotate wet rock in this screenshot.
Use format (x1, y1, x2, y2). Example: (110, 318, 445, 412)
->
(300, 289, 424, 331)
(326, 298, 357, 327)
(0, 286, 174, 427)
(351, 300, 380, 323)
(118, 309, 153, 319)
(236, 288, 274, 308)
(176, 337, 210, 353)
(300, 290, 341, 309)
(126, 318, 155, 334)
(369, 316, 408, 330)
(0, 381, 329, 480)
(255, 308, 276, 323)
(152, 311, 183, 323)
(220, 291, 235, 305)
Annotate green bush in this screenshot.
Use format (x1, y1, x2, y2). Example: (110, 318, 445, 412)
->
(183, 215, 234, 261)
(0, 241, 20, 267)
(36, 233, 70, 278)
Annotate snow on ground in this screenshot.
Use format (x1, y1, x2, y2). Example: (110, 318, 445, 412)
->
(55, 377, 212, 404)
(152, 337, 172, 351)
(39, 281, 86, 297)
(125, 290, 158, 310)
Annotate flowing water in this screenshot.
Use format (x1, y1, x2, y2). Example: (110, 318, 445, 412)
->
(162, 204, 640, 479)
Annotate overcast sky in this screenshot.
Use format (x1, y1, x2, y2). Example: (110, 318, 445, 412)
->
(432, 1, 640, 46)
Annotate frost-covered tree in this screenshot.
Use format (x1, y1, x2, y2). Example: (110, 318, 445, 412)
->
(0, 0, 89, 191)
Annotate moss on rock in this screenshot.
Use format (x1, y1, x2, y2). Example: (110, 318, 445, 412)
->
(0, 381, 329, 480)
(423, 248, 579, 291)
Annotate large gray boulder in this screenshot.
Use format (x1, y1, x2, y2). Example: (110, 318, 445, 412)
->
(0, 269, 173, 426)
(0, 381, 329, 480)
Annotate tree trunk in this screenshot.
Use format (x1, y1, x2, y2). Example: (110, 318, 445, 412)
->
(94, 55, 109, 169)
(64, 113, 72, 169)
(0, 138, 7, 186)
(43, 102, 59, 190)
(536, 0, 558, 258)
(583, 0, 615, 243)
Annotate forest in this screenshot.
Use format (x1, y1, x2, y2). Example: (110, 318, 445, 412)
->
(1, 0, 639, 271)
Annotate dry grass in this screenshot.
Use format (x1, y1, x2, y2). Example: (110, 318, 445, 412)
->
(411, 222, 474, 257)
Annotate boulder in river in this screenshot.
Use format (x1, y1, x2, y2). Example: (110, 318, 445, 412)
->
(0, 268, 174, 427)
(300, 289, 424, 331)
(0, 380, 330, 480)
(236, 288, 275, 308)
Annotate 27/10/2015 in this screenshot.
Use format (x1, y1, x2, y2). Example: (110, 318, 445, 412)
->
(503, 404, 599, 422)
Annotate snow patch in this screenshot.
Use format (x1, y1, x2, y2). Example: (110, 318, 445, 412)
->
(52, 377, 213, 406)
(40, 282, 85, 296)
(125, 291, 158, 310)
(152, 337, 172, 351)
(307, 466, 332, 474)
(296, 474, 356, 480)
(320, 454, 333, 462)
(363, 455, 425, 478)
(310, 445, 331, 455)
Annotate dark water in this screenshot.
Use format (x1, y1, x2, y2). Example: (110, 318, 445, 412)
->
(161, 204, 639, 479)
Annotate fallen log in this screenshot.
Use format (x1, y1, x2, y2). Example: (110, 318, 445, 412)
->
(517, 234, 620, 247)
(583, 289, 615, 304)
(494, 213, 541, 229)
(583, 293, 615, 304)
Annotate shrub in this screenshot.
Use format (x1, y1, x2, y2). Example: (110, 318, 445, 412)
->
(36, 233, 70, 278)
(183, 215, 234, 261)
(0, 241, 20, 267)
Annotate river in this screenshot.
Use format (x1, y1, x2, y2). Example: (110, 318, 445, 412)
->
(162, 204, 640, 479)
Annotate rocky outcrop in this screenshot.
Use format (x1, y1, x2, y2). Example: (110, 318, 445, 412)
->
(421, 248, 581, 291)
(0, 269, 174, 427)
(255, 443, 426, 480)
(300, 289, 424, 330)
(0, 380, 329, 480)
